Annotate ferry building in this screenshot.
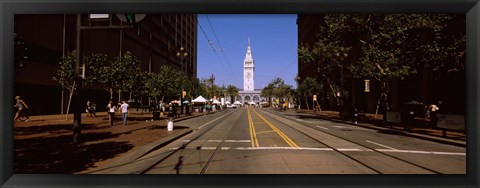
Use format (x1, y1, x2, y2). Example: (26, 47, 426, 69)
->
(232, 39, 266, 105)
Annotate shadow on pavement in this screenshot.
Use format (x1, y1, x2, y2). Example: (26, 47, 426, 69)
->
(147, 125, 189, 130)
(376, 129, 408, 136)
(14, 132, 134, 174)
(15, 124, 104, 136)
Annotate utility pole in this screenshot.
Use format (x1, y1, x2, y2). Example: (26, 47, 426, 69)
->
(210, 73, 215, 99)
(71, 14, 145, 144)
(177, 47, 188, 114)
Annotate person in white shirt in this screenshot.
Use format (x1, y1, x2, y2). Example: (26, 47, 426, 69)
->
(106, 101, 117, 126)
(120, 100, 129, 126)
(428, 103, 440, 128)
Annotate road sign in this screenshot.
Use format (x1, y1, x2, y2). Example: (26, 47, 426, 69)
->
(364, 79, 370, 92)
(313, 95, 317, 101)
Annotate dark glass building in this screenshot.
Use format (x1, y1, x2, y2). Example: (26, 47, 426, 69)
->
(14, 14, 198, 115)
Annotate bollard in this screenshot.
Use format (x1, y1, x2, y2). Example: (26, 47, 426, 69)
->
(167, 117, 174, 131)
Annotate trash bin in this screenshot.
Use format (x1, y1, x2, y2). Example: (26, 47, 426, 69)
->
(153, 111, 160, 120)
(185, 105, 190, 116)
(167, 117, 174, 131)
(402, 101, 424, 129)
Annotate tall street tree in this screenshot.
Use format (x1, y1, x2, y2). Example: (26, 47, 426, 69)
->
(299, 14, 465, 117)
(99, 51, 142, 101)
(53, 51, 108, 114)
(226, 85, 239, 103)
(297, 77, 321, 110)
(14, 33, 29, 74)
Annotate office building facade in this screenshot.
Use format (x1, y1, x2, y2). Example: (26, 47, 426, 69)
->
(14, 14, 197, 115)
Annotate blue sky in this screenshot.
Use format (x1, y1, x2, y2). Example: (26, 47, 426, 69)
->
(197, 14, 298, 90)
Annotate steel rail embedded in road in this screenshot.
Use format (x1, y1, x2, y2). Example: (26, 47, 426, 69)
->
(259, 109, 443, 174)
(138, 109, 239, 174)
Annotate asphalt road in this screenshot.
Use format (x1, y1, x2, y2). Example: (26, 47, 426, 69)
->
(109, 108, 466, 174)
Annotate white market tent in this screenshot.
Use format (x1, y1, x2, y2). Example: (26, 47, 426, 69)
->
(192, 95, 208, 103)
(233, 101, 242, 105)
(212, 99, 221, 104)
(225, 101, 231, 105)
(249, 101, 256, 105)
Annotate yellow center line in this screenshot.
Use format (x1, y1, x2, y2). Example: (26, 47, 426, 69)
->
(255, 130, 277, 135)
(251, 109, 299, 148)
(247, 109, 259, 147)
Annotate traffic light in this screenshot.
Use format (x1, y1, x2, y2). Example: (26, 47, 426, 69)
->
(116, 14, 146, 25)
(124, 14, 135, 24)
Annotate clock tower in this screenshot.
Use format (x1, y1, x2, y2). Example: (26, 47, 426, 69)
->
(243, 38, 254, 91)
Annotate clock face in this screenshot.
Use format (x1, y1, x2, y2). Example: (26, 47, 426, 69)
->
(246, 72, 252, 78)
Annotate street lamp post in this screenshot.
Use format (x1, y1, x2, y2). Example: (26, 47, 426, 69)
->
(336, 47, 348, 120)
(176, 47, 188, 114)
(176, 47, 189, 76)
(210, 73, 215, 99)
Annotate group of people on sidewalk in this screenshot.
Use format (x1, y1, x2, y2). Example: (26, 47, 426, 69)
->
(86, 100, 97, 117)
(106, 100, 129, 126)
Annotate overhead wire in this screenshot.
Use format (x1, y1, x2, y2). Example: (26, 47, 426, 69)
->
(272, 56, 298, 87)
(205, 15, 241, 88)
(198, 16, 240, 87)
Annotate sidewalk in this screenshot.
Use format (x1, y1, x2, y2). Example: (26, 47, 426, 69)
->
(13, 109, 216, 174)
(290, 109, 466, 147)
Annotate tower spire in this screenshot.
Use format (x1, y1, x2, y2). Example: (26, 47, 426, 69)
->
(244, 38, 254, 91)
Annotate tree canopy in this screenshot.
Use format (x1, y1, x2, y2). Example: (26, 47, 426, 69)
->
(299, 14, 466, 114)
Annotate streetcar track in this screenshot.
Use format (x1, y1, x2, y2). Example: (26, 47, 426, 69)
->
(199, 109, 241, 174)
(138, 108, 239, 174)
(260, 109, 443, 174)
(140, 108, 450, 174)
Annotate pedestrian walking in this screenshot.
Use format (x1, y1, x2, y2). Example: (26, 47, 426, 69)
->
(86, 100, 91, 117)
(14, 96, 30, 122)
(91, 102, 97, 117)
(428, 102, 440, 128)
(106, 101, 117, 126)
(120, 100, 129, 126)
(86, 100, 96, 117)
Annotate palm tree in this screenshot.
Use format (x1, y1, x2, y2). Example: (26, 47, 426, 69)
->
(226, 85, 239, 103)
(261, 83, 275, 107)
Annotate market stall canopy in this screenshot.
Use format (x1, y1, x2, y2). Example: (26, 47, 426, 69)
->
(192, 96, 208, 103)
(212, 99, 221, 104)
(234, 101, 242, 105)
(225, 101, 231, 104)
(249, 101, 256, 105)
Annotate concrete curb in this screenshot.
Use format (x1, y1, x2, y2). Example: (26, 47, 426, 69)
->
(87, 128, 192, 174)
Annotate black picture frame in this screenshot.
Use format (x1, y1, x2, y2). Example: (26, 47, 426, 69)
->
(1, 0, 479, 188)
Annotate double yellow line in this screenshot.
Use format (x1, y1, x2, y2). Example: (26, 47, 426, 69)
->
(247, 109, 260, 147)
(248, 108, 299, 148)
